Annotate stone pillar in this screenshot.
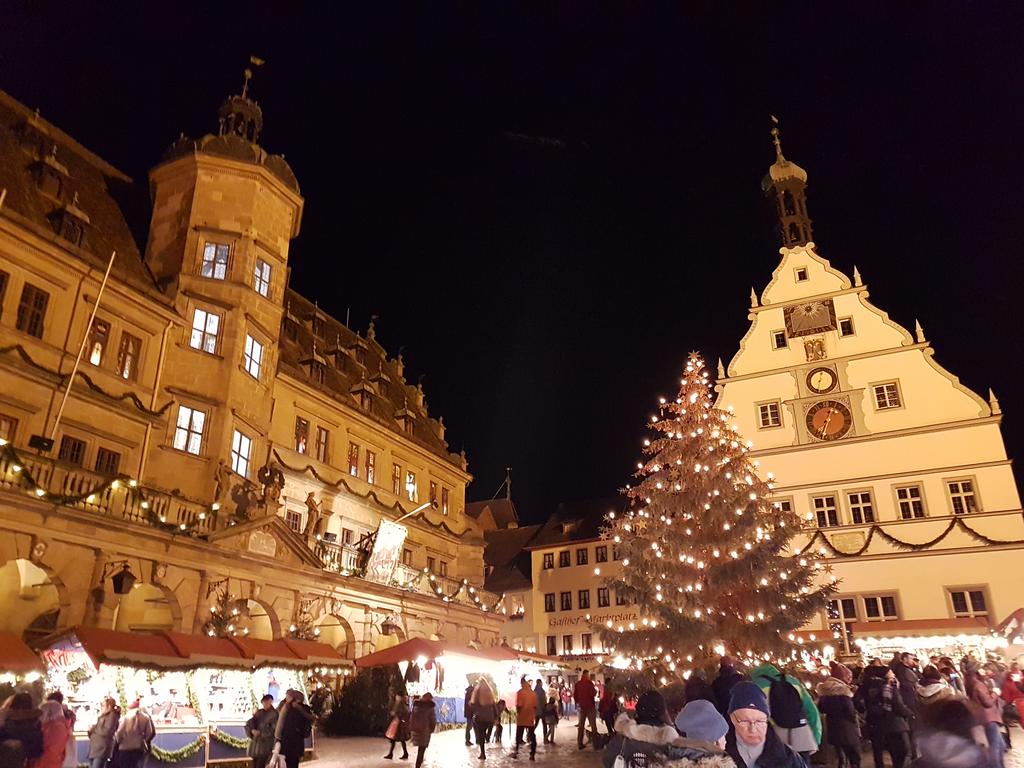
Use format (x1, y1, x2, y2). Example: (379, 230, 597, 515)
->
(80, 549, 107, 628)
(192, 570, 210, 634)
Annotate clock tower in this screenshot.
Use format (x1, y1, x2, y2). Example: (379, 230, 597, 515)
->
(714, 128, 1024, 660)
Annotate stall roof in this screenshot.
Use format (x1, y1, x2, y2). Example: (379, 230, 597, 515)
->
(0, 631, 44, 673)
(283, 638, 347, 665)
(356, 637, 499, 668)
(42, 627, 354, 670)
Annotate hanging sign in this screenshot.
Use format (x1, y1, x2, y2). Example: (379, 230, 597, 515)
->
(364, 520, 408, 585)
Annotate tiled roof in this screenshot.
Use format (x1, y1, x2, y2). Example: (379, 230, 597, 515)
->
(465, 498, 519, 529)
(0, 91, 165, 302)
(278, 289, 465, 469)
(483, 523, 542, 593)
(527, 497, 629, 549)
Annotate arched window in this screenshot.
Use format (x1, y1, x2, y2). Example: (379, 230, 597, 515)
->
(783, 190, 796, 216)
(788, 222, 802, 243)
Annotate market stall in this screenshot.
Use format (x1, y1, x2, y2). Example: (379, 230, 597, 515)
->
(41, 627, 346, 767)
(356, 638, 561, 727)
(0, 631, 44, 698)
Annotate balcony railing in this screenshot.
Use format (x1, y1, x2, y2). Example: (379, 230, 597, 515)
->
(315, 540, 361, 572)
(0, 448, 213, 535)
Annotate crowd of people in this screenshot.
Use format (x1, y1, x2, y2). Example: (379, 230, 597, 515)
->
(599, 653, 1023, 768)
(0, 687, 314, 768)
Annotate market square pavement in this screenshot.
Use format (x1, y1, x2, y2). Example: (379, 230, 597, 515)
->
(305, 718, 1024, 767)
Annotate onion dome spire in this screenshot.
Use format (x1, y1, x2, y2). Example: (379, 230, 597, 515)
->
(762, 117, 813, 248)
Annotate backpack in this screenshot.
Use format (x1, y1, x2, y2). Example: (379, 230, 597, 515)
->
(768, 673, 807, 729)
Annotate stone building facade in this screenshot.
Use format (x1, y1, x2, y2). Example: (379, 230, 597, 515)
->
(0, 85, 503, 657)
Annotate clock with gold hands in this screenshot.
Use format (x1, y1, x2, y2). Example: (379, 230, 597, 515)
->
(805, 400, 852, 441)
(806, 367, 837, 394)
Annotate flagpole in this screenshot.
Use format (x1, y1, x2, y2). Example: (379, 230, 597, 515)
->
(50, 250, 117, 440)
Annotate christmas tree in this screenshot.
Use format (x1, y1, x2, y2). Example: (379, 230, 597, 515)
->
(601, 352, 835, 681)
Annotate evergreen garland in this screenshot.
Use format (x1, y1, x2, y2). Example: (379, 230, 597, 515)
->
(797, 516, 1024, 558)
(209, 728, 251, 750)
(149, 735, 205, 762)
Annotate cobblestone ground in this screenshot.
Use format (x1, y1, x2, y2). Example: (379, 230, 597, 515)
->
(307, 720, 1024, 767)
(307, 719, 604, 768)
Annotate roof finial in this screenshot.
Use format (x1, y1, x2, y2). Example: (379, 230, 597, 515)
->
(770, 115, 784, 162)
(241, 56, 265, 100)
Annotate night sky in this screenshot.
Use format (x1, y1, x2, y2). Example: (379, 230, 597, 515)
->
(5, 5, 1023, 522)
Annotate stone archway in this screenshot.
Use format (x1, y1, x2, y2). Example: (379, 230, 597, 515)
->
(238, 599, 279, 640)
(314, 614, 356, 659)
(112, 582, 181, 632)
(0, 558, 70, 644)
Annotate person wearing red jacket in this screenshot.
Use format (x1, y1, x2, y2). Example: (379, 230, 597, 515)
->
(572, 670, 598, 750)
(1000, 663, 1024, 705)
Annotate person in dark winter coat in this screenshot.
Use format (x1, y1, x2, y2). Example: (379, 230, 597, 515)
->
(713, 658, 745, 715)
(464, 684, 475, 746)
(598, 685, 618, 738)
(685, 671, 718, 708)
(275, 689, 314, 768)
(244, 695, 278, 768)
(602, 690, 680, 768)
(384, 693, 410, 760)
(911, 698, 986, 768)
(409, 694, 436, 768)
(855, 666, 912, 768)
(0, 693, 43, 768)
(890, 653, 920, 758)
(724, 682, 806, 768)
(816, 663, 860, 768)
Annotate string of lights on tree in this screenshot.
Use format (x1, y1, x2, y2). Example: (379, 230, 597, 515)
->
(600, 352, 837, 686)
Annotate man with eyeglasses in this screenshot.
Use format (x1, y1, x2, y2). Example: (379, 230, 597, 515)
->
(725, 682, 806, 768)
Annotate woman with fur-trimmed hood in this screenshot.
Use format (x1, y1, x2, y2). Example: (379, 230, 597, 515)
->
(602, 690, 680, 768)
(815, 662, 860, 768)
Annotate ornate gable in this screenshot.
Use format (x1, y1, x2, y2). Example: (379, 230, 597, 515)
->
(207, 515, 324, 569)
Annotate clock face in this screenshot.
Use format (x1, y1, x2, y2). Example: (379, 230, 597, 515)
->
(805, 400, 853, 441)
(806, 367, 837, 394)
(784, 299, 838, 338)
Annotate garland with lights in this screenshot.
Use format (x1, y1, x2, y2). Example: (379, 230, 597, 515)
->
(271, 449, 467, 539)
(0, 344, 173, 417)
(0, 440, 209, 537)
(149, 735, 206, 763)
(797, 515, 1024, 558)
(203, 587, 249, 638)
(209, 727, 250, 750)
(391, 566, 506, 613)
(601, 352, 836, 685)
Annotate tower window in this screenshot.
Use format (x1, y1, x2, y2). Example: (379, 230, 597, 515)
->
(758, 401, 782, 429)
(896, 485, 926, 519)
(200, 242, 230, 280)
(812, 494, 839, 528)
(873, 382, 902, 410)
(253, 259, 272, 297)
(838, 318, 855, 337)
(847, 491, 875, 524)
(947, 479, 978, 514)
(863, 594, 899, 621)
(117, 332, 141, 381)
(365, 450, 376, 484)
(315, 427, 330, 463)
(788, 224, 802, 244)
(771, 330, 788, 350)
(189, 308, 221, 354)
(794, 267, 808, 281)
(17, 283, 50, 338)
(173, 405, 206, 455)
(948, 588, 987, 617)
(294, 417, 309, 454)
(87, 319, 111, 366)
(783, 190, 796, 216)
(95, 447, 121, 476)
(231, 429, 252, 478)
(243, 334, 263, 379)
(58, 435, 87, 466)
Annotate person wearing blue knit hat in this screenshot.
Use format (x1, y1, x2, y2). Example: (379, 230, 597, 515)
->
(664, 699, 735, 767)
(724, 682, 806, 768)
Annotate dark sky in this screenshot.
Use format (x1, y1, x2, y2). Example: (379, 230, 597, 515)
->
(5, 4, 1023, 522)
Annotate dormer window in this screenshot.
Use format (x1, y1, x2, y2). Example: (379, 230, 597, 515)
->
(794, 267, 808, 281)
(311, 316, 326, 339)
(311, 362, 325, 385)
(59, 215, 85, 247)
(37, 165, 63, 199)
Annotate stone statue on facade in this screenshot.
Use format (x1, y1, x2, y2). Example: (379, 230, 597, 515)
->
(257, 463, 285, 505)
